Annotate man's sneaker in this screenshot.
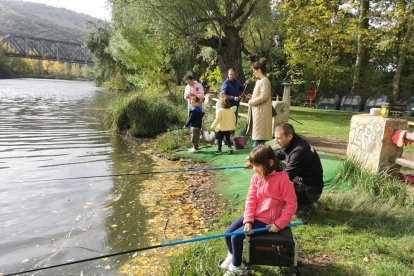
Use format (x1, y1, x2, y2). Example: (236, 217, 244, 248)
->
(215, 151, 222, 155)
(228, 148, 234, 154)
(223, 263, 247, 276)
(188, 148, 198, 153)
(219, 252, 233, 270)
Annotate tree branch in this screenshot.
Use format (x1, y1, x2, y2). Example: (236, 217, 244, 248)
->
(197, 36, 220, 49)
(235, 0, 260, 30)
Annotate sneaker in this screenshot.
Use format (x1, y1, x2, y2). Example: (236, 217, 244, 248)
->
(188, 148, 198, 153)
(223, 263, 247, 276)
(215, 151, 222, 155)
(228, 148, 233, 154)
(219, 252, 233, 270)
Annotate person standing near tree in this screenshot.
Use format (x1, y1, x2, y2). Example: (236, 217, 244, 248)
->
(220, 68, 249, 121)
(246, 58, 273, 148)
(184, 74, 204, 114)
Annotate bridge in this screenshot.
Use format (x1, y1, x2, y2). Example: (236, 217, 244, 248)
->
(0, 33, 93, 64)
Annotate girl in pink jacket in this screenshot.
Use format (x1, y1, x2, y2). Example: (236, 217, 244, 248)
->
(220, 145, 297, 275)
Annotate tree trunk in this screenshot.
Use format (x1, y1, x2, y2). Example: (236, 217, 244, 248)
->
(215, 26, 245, 83)
(352, 0, 370, 94)
(392, 0, 412, 103)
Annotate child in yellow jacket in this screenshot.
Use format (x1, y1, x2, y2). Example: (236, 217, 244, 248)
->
(211, 98, 236, 154)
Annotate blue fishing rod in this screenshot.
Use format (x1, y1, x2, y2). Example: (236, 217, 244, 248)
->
(5, 221, 305, 276)
(22, 165, 246, 183)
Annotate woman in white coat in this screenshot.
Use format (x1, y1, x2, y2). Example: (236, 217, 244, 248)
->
(246, 57, 273, 148)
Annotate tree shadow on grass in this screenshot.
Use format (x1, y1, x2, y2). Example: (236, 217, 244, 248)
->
(309, 201, 414, 239)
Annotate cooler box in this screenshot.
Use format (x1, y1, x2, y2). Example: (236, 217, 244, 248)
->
(245, 227, 299, 270)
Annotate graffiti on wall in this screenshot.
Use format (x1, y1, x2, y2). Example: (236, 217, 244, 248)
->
(347, 118, 385, 171)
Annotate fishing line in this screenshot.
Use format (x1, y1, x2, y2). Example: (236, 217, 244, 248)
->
(19, 165, 247, 183)
(168, 120, 214, 133)
(4, 222, 305, 276)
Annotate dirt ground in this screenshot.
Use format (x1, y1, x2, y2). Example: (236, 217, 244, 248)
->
(306, 135, 414, 160)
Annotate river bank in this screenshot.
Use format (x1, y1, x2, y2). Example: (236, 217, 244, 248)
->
(119, 141, 228, 275)
(147, 139, 413, 275)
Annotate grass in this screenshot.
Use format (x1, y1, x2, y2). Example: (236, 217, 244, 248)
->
(333, 159, 414, 207)
(289, 106, 355, 141)
(103, 92, 186, 137)
(169, 195, 414, 275)
(165, 106, 414, 275)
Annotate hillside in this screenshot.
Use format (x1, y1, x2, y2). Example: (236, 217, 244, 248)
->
(0, 0, 103, 43)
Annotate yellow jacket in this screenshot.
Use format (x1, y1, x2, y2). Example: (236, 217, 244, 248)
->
(211, 108, 236, 131)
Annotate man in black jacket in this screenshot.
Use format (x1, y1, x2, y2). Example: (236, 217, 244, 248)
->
(274, 123, 324, 210)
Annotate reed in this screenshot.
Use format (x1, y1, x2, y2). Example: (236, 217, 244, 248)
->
(103, 92, 184, 137)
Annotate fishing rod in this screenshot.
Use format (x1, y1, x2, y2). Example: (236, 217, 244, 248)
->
(168, 120, 214, 133)
(289, 116, 303, 125)
(20, 165, 246, 183)
(5, 221, 305, 276)
(240, 80, 250, 102)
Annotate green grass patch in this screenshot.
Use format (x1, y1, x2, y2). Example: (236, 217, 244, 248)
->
(289, 106, 355, 141)
(156, 129, 192, 153)
(333, 159, 413, 208)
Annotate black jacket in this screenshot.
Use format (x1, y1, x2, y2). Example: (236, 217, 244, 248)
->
(277, 135, 324, 194)
(185, 106, 204, 128)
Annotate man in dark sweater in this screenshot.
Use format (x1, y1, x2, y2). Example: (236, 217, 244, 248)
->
(274, 123, 324, 210)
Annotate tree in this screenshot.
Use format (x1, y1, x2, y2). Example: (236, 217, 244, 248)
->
(279, 0, 356, 94)
(84, 23, 128, 89)
(0, 47, 11, 78)
(352, 0, 370, 94)
(392, 1, 414, 102)
(111, 0, 266, 81)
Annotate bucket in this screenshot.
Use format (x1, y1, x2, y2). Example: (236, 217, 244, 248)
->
(233, 136, 245, 149)
(370, 107, 380, 116)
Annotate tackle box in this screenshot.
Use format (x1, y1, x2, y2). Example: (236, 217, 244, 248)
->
(245, 227, 299, 274)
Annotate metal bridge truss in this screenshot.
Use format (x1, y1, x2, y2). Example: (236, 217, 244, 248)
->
(0, 34, 93, 64)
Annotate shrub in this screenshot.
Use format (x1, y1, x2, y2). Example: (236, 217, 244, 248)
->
(156, 129, 191, 153)
(104, 92, 184, 137)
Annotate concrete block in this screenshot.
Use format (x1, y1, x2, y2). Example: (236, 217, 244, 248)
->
(347, 114, 407, 174)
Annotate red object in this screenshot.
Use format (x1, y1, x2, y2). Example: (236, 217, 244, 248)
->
(307, 87, 317, 107)
(391, 129, 414, 147)
(402, 174, 414, 183)
(307, 87, 317, 100)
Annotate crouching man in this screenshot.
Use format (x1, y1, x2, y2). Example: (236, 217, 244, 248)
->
(274, 123, 324, 213)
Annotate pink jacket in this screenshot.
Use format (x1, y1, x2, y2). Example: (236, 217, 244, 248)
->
(243, 171, 297, 229)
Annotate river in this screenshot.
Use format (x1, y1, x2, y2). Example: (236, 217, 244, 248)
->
(0, 78, 153, 275)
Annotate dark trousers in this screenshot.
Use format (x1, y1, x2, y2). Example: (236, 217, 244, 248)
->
(234, 105, 239, 125)
(217, 131, 232, 151)
(191, 127, 201, 150)
(224, 216, 267, 267)
(294, 182, 321, 210)
(253, 140, 266, 148)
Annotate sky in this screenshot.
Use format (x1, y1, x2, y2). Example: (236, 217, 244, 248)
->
(16, 0, 112, 20)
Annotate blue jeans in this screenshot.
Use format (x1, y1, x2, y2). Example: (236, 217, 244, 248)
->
(253, 140, 266, 148)
(224, 216, 267, 266)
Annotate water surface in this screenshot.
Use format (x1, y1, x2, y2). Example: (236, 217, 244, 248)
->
(0, 78, 152, 275)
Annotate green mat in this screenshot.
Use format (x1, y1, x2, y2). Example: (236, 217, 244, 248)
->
(177, 142, 348, 207)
